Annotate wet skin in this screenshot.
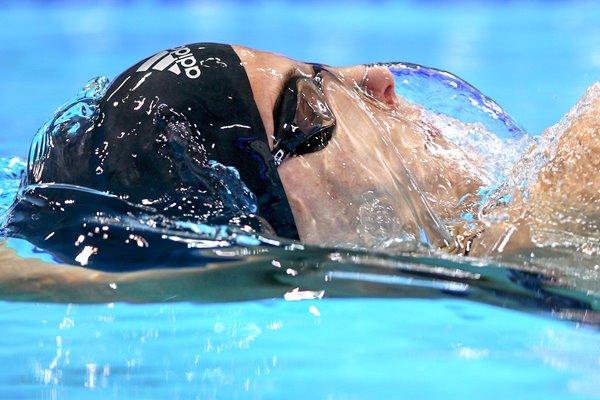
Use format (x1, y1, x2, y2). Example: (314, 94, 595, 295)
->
(234, 45, 487, 251)
(233, 46, 600, 258)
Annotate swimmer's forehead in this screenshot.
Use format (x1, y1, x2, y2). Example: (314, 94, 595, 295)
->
(233, 45, 313, 145)
(232, 45, 364, 145)
(234, 45, 311, 71)
(233, 45, 361, 91)
(234, 45, 313, 95)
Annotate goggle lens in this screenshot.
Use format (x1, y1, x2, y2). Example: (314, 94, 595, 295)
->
(272, 68, 336, 166)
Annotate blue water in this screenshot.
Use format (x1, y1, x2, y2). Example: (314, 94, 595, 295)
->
(1, 1, 600, 399)
(2, 299, 599, 399)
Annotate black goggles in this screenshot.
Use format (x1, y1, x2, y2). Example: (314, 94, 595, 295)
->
(271, 65, 336, 166)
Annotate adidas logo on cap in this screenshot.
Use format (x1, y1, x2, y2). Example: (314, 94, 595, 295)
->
(136, 46, 201, 79)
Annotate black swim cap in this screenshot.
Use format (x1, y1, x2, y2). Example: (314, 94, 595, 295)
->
(22, 43, 299, 240)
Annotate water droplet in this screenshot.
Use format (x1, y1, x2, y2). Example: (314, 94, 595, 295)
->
(95, 166, 104, 175)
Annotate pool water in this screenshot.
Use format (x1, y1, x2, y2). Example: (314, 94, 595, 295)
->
(1, 1, 600, 399)
(1, 299, 599, 399)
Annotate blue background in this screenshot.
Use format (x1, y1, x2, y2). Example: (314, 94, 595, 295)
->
(1, 3, 600, 398)
(1, 0, 600, 158)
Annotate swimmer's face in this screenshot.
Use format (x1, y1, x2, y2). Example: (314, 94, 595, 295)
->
(233, 46, 398, 150)
(234, 46, 483, 248)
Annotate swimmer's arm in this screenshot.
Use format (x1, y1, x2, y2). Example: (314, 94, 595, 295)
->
(0, 243, 285, 303)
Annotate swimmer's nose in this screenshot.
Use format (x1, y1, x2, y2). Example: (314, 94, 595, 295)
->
(362, 65, 397, 107)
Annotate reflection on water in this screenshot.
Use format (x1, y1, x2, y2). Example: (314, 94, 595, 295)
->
(1, 228, 599, 321)
(1, 299, 599, 400)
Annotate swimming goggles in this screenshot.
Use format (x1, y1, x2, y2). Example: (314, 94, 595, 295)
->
(271, 65, 336, 166)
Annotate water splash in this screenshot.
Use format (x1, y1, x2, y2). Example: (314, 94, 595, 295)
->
(488, 81, 600, 207)
(475, 82, 600, 259)
(386, 62, 535, 192)
(28, 76, 109, 183)
(387, 62, 527, 141)
(426, 113, 534, 190)
(7, 160, 267, 270)
(0, 157, 26, 238)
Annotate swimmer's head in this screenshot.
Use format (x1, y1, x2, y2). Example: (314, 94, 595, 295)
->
(24, 44, 303, 239)
(23, 43, 402, 242)
(20, 43, 487, 251)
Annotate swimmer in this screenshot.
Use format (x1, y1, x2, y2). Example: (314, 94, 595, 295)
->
(6, 42, 600, 271)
